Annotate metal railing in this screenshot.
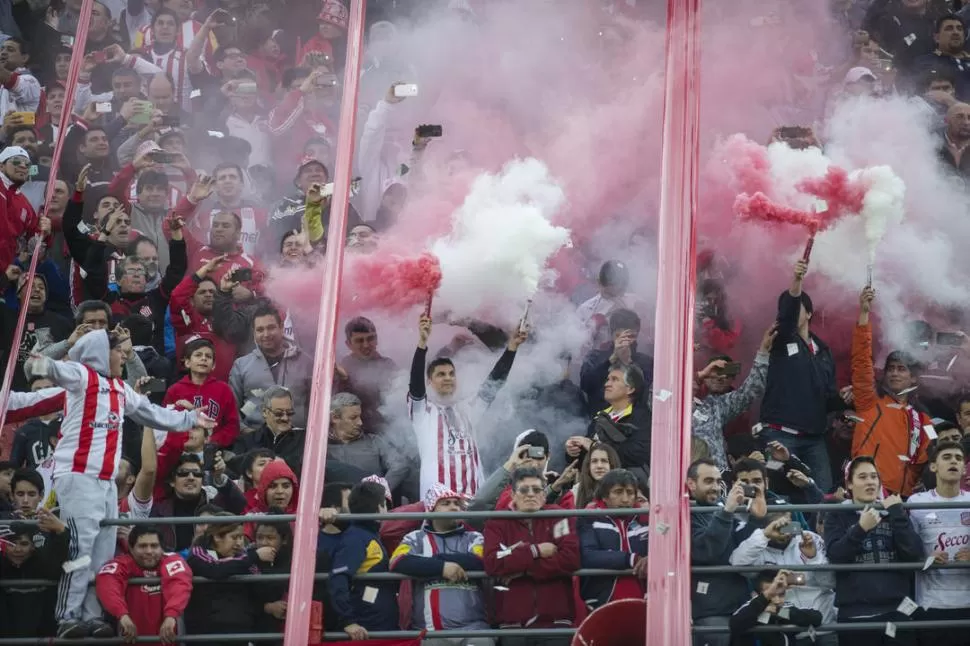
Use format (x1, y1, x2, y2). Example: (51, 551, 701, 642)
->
(4, 500, 969, 642)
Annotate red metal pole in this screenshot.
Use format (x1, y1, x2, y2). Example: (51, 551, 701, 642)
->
(0, 0, 95, 430)
(282, 1, 366, 644)
(645, 0, 702, 645)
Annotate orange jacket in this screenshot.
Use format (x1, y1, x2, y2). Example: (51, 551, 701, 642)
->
(850, 322, 931, 496)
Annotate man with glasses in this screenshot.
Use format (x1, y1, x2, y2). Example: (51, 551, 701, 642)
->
(149, 453, 246, 551)
(232, 386, 307, 477)
(483, 467, 579, 646)
(0, 146, 49, 290)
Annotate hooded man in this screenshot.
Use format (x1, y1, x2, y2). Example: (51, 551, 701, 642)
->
(851, 286, 933, 496)
(24, 329, 211, 638)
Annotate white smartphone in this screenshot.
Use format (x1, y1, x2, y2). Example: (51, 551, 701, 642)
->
(393, 83, 419, 98)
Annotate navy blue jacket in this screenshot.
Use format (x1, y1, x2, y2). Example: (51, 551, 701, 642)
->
(691, 506, 760, 619)
(578, 503, 648, 609)
(328, 522, 398, 631)
(823, 503, 925, 618)
(760, 291, 838, 435)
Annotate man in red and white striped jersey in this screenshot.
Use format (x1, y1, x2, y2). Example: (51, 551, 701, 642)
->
(26, 329, 212, 639)
(407, 315, 527, 497)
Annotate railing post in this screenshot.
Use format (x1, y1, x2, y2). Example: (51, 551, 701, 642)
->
(282, 1, 367, 645)
(645, 0, 702, 645)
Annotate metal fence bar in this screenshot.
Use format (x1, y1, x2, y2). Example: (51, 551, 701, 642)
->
(8, 559, 965, 589)
(6, 500, 967, 527)
(0, 620, 969, 644)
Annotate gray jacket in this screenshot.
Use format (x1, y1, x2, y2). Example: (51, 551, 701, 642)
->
(229, 342, 313, 430)
(692, 350, 768, 470)
(130, 206, 171, 273)
(327, 433, 412, 493)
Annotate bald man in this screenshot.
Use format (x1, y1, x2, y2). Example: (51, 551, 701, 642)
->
(942, 102, 970, 174)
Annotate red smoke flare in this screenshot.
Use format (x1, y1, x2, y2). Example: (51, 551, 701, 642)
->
(796, 166, 867, 228)
(734, 192, 818, 230)
(721, 134, 773, 196)
(345, 252, 443, 313)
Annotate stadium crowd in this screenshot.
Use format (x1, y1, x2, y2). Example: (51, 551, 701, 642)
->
(4, 0, 970, 645)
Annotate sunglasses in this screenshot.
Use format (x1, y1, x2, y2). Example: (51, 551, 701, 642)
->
(268, 409, 294, 419)
(7, 159, 29, 168)
(515, 485, 544, 495)
(175, 469, 203, 479)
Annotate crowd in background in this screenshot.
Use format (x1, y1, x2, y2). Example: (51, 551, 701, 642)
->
(3, 0, 970, 645)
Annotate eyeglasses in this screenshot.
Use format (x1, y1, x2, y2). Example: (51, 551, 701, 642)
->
(515, 485, 544, 495)
(268, 409, 294, 419)
(175, 469, 203, 479)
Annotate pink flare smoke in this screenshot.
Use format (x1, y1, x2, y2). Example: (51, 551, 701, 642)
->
(718, 134, 773, 196)
(796, 166, 868, 228)
(344, 252, 443, 313)
(734, 192, 818, 230)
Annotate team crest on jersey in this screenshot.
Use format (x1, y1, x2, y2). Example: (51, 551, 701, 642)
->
(961, 512, 970, 526)
(139, 305, 153, 318)
(99, 562, 118, 575)
(165, 560, 186, 576)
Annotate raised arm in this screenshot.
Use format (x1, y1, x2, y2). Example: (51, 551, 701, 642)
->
(408, 315, 432, 401)
(123, 383, 204, 432)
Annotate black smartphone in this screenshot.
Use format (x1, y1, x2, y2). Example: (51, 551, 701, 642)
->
(936, 331, 964, 346)
(144, 378, 166, 394)
(785, 571, 806, 586)
(231, 267, 253, 282)
(150, 151, 177, 164)
(721, 361, 742, 377)
(527, 446, 546, 459)
(203, 444, 217, 471)
(416, 124, 443, 138)
(158, 115, 180, 127)
(742, 484, 759, 499)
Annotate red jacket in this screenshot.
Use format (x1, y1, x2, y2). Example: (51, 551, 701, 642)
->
(171, 195, 270, 274)
(244, 459, 299, 538)
(483, 505, 580, 628)
(163, 375, 240, 448)
(168, 273, 236, 382)
(0, 174, 46, 275)
(267, 88, 337, 184)
(95, 553, 193, 637)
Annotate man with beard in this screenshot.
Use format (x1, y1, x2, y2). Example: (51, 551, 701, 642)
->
(851, 286, 933, 496)
(61, 126, 117, 190)
(0, 146, 49, 289)
(0, 37, 40, 114)
(688, 458, 756, 646)
(408, 314, 528, 497)
(95, 525, 192, 643)
(914, 14, 970, 100)
(178, 164, 269, 258)
(169, 255, 236, 381)
(3, 125, 46, 211)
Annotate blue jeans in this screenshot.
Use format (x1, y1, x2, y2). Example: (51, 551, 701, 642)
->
(692, 616, 730, 646)
(762, 430, 833, 494)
